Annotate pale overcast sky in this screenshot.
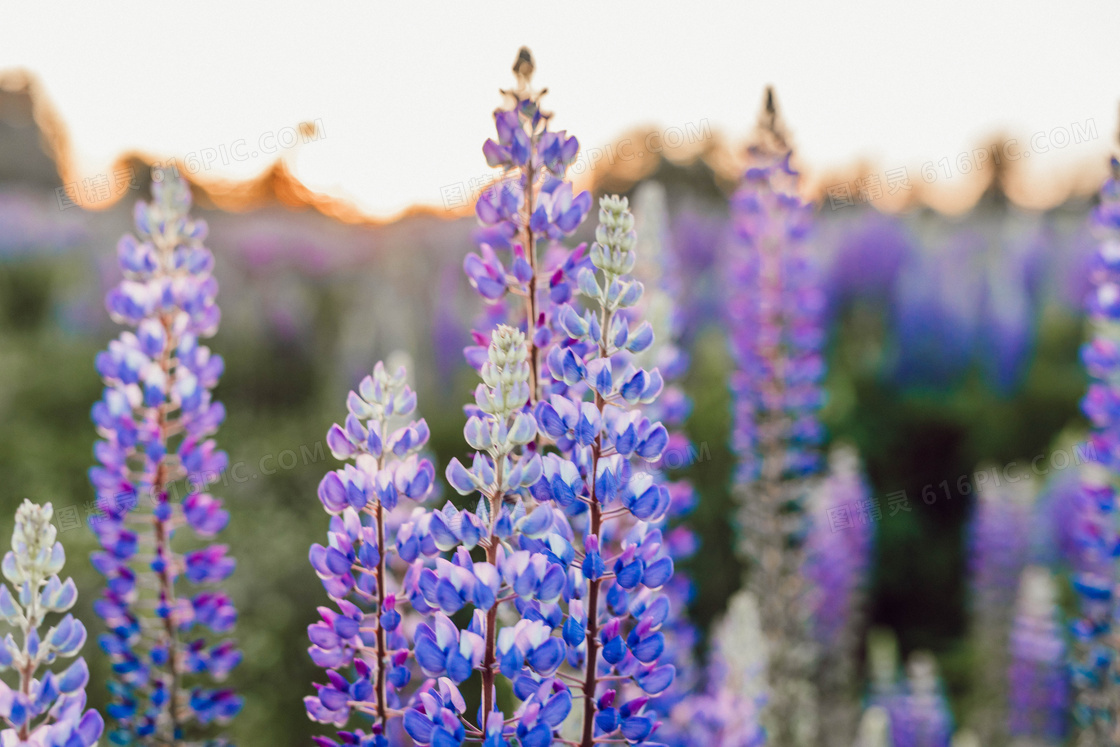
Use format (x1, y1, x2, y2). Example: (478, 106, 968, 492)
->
(1, 0, 1118, 218)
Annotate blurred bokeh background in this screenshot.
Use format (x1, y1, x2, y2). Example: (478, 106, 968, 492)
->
(0, 11, 1115, 742)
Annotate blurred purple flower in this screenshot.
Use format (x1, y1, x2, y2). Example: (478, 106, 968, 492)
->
(89, 174, 241, 742)
(1008, 567, 1068, 743)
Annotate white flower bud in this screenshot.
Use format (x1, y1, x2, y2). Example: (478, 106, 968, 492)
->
(479, 326, 531, 422)
(7, 501, 62, 586)
(590, 195, 639, 280)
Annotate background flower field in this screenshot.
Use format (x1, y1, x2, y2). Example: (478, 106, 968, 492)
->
(0, 69, 1106, 745)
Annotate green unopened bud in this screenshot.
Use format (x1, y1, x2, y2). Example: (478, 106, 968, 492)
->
(597, 194, 633, 230)
(4, 501, 63, 586)
(590, 195, 637, 277)
(479, 325, 531, 420)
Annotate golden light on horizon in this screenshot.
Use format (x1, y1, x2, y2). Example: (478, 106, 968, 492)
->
(2, 1, 1118, 219)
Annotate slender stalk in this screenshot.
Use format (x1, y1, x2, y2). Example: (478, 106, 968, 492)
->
(17, 659, 33, 740)
(153, 308, 182, 742)
(522, 143, 540, 403)
(580, 304, 612, 747)
(373, 509, 388, 728)
(373, 429, 389, 730)
(481, 541, 499, 731)
(579, 499, 602, 747)
(751, 228, 807, 747)
(481, 458, 506, 733)
(17, 538, 43, 740)
(20, 559, 41, 737)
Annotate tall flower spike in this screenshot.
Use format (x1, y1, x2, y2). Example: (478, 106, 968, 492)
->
(306, 361, 436, 745)
(416, 195, 675, 747)
(966, 475, 1032, 745)
(465, 47, 593, 404)
(461, 56, 672, 747)
(1071, 156, 1120, 744)
(726, 89, 823, 747)
(533, 194, 677, 746)
(89, 173, 241, 744)
(396, 326, 560, 745)
(0, 501, 104, 747)
(431, 326, 556, 742)
(803, 446, 874, 747)
(1008, 566, 1068, 744)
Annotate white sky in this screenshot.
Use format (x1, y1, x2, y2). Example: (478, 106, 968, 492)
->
(1, 0, 1118, 218)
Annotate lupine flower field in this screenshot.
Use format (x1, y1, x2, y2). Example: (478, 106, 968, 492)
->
(3, 20, 1120, 747)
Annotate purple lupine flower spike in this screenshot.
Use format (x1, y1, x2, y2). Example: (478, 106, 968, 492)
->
(726, 88, 824, 746)
(803, 446, 874, 747)
(406, 325, 560, 745)
(89, 173, 241, 744)
(454, 53, 677, 747)
(1008, 566, 1068, 744)
(306, 361, 436, 745)
(1070, 157, 1120, 741)
(0, 501, 104, 747)
(535, 194, 678, 746)
(465, 47, 591, 406)
(967, 475, 1032, 745)
(428, 193, 676, 746)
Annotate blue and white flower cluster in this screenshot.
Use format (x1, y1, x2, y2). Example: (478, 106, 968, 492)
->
(0, 501, 103, 747)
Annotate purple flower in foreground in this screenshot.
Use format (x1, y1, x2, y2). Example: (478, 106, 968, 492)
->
(89, 174, 240, 744)
(455, 53, 679, 747)
(537, 195, 678, 746)
(464, 48, 592, 408)
(429, 194, 677, 747)
(401, 325, 564, 743)
(0, 501, 104, 747)
(306, 361, 435, 744)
